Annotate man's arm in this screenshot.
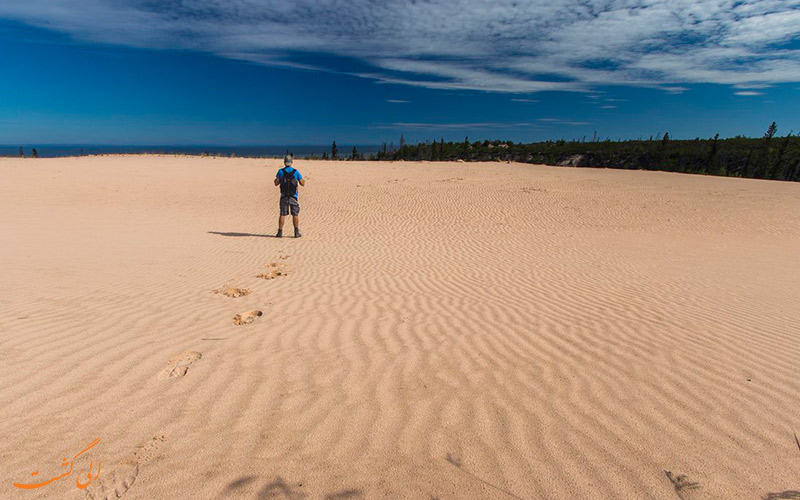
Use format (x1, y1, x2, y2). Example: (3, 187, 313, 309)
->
(274, 177, 280, 186)
(299, 178, 306, 186)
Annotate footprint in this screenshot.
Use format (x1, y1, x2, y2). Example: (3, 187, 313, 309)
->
(213, 286, 251, 298)
(84, 461, 139, 500)
(157, 351, 202, 380)
(257, 262, 289, 280)
(233, 310, 262, 325)
(83, 436, 165, 500)
(132, 435, 167, 464)
(256, 270, 288, 280)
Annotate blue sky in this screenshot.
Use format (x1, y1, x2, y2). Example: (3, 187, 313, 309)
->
(1, 0, 799, 145)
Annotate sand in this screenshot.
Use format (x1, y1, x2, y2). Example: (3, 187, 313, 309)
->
(1, 155, 799, 500)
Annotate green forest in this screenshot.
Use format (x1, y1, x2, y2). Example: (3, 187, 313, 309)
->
(356, 122, 800, 182)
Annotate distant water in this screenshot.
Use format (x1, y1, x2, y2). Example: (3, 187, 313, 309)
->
(0, 145, 381, 159)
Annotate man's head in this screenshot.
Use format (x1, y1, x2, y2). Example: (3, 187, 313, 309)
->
(283, 154, 293, 168)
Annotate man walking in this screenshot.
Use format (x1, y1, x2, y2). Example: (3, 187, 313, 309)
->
(275, 154, 305, 238)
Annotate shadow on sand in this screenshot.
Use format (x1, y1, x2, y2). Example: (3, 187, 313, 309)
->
(220, 475, 363, 500)
(764, 493, 800, 500)
(208, 231, 275, 238)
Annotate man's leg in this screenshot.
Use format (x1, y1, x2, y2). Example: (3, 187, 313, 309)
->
(277, 197, 287, 237)
(291, 199, 301, 237)
(292, 216, 301, 237)
(276, 215, 285, 237)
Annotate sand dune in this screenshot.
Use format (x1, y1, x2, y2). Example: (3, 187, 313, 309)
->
(1, 156, 799, 500)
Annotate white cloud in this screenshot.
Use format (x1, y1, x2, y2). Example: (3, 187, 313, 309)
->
(1, 0, 799, 93)
(511, 98, 539, 103)
(663, 87, 691, 94)
(734, 91, 765, 96)
(386, 99, 410, 103)
(599, 105, 617, 109)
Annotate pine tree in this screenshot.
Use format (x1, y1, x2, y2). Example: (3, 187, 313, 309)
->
(331, 141, 338, 160)
(399, 134, 405, 149)
(783, 159, 799, 181)
(773, 132, 791, 180)
(754, 122, 777, 178)
(764, 121, 777, 141)
(351, 146, 358, 160)
(707, 133, 719, 174)
(742, 149, 754, 177)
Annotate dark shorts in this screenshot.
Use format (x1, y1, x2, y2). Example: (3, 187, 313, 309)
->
(280, 196, 300, 216)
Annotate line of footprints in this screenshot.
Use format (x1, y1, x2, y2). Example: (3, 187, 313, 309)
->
(83, 256, 291, 500)
(159, 253, 290, 380)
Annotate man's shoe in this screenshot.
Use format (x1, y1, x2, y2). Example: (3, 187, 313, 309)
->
(275, 229, 283, 238)
(294, 228, 302, 238)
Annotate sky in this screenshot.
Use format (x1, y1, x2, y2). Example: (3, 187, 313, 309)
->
(1, 0, 799, 145)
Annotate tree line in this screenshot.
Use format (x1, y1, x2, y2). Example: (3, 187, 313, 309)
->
(317, 124, 800, 182)
(304, 141, 367, 161)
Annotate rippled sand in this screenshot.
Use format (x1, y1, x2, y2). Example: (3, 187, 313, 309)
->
(1, 156, 799, 500)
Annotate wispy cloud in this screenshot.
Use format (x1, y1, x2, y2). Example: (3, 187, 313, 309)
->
(537, 118, 592, 125)
(733, 83, 773, 89)
(1, 0, 799, 93)
(386, 99, 410, 103)
(511, 98, 539, 103)
(734, 90, 765, 96)
(384, 122, 543, 129)
(599, 105, 617, 109)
